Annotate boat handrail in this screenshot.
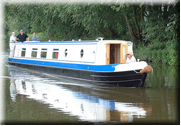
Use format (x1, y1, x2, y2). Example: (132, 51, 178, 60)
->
(134, 70, 140, 74)
(24, 41, 40, 42)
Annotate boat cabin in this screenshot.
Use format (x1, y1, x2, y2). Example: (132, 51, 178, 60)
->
(12, 39, 133, 65)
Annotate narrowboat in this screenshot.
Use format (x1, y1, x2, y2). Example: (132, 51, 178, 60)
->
(8, 38, 152, 87)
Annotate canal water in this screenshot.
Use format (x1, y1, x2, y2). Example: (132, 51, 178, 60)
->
(1, 52, 179, 124)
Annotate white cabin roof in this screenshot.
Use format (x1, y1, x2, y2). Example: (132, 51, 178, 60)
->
(19, 40, 133, 45)
(101, 40, 132, 44)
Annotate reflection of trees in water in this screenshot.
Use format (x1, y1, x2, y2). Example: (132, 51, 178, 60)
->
(145, 64, 178, 88)
(144, 64, 178, 123)
(145, 88, 177, 123)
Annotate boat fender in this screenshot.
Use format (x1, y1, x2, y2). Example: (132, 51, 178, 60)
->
(140, 65, 152, 74)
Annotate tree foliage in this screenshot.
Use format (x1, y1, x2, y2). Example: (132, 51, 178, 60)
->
(4, 2, 179, 65)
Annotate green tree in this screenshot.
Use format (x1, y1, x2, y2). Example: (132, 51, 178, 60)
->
(4, 2, 179, 65)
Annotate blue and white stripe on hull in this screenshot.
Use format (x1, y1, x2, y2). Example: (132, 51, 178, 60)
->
(9, 58, 117, 72)
(9, 58, 147, 72)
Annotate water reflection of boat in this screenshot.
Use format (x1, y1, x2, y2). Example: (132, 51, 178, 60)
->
(8, 66, 152, 123)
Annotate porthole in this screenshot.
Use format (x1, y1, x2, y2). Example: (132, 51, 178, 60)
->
(65, 49, 68, 57)
(80, 49, 84, 58)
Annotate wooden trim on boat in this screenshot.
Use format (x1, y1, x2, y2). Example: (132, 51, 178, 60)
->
(120, 43, 128, 63)
(106, 43, 110, 65)
(106, 43, 128, 64)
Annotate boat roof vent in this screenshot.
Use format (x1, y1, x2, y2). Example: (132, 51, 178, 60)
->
(96, 37, 104, 41)
(72, 39, 75, 41)
(78, 39, 81, 41)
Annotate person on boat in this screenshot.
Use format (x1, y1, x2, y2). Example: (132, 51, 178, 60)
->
(9, 32, 17, 57)
(55, 52, 58, 59)
(32, 32, 39, 41)
(126, 52, 136, 63)
(10, 32, 17, 43)
(16, 29, 29, 42)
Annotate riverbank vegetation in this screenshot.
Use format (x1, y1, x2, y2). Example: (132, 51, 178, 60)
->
(4, 2, 179, 65)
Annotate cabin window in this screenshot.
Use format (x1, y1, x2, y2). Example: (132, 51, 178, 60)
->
(65, 49, 68, 57)
(41, 48, 47, 58)
(21, 48, 26, 57)
(123, 45, 126, 58)
(80, 49, 84, 58)
(52, 49, 59, 59)
(31, 48, 38, 58)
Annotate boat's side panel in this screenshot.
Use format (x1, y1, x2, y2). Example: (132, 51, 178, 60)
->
(94, 41, 107, 65)
(14, 43, 98, 64)
(13, 40, 134, 66)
